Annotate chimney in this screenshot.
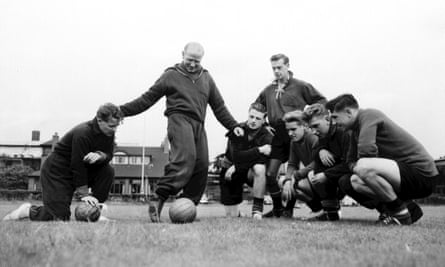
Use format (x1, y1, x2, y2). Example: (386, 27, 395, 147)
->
(161, 135, 170, 153)
(31, 130, 40, 142)
(51, 132, 59, 151)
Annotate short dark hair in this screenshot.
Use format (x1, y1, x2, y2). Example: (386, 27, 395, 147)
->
(270, 54, 289, 65)
(96, 103, 124, 122)
(249, 102, 267, 114)
(326, 94, 359, 112)
(304, 103, 328, 122)
(283, 110, 306, 125)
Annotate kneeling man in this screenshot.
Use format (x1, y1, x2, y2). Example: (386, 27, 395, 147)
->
(3, 103, 123, 221)
(220, 103, 273, 220)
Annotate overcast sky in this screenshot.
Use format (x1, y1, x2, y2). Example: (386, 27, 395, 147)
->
(1, 0, 444, 159)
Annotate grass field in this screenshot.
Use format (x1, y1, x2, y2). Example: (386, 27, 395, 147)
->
(1, 201, 444, 267)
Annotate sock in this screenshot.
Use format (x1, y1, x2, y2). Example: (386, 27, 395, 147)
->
(270, 191, 283, 210)
(252, 198, 264, 214)
(285, 196, 297, 211)
(321, 199, 340, 212)
(386, 198, 407, 215)
(306, 198, 322, 212)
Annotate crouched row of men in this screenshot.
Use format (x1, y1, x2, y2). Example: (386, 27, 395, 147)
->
(220, 94, 439, 225)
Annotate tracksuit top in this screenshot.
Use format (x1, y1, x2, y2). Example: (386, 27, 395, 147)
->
(288, 131, 319, 178)
(52, 118, 115, 188)
(120, 64, 238, 130)
(352, 109, 438, 177)
(313, 124, 353, 180)
(255, 72, 326, 127)
(226, 123, 273, 171)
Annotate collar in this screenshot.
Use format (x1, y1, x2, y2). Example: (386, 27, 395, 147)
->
(271, 70, 293, 86)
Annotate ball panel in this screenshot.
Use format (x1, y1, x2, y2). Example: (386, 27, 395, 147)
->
(169, 198, 197, 223)
(74, 202, 101, 222)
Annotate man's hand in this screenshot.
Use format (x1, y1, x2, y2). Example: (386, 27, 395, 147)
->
(319, 149, 335, 167)
(225, 165, 236, 181)
(258, 144, 271, 156)
(233, 126, 244, 137)
(81, 196, 99, 207)
(83, 152, 104, 164)
(282, 178, 295, 205)
(309, 172, 327, 185)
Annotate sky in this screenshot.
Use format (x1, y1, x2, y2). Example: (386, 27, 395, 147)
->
(0, 0, 444, 159)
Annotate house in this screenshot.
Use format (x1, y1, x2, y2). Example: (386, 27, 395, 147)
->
(0, 131, 48, 171)
(109, 144, 169, 196)
(27, 141, 170, 195)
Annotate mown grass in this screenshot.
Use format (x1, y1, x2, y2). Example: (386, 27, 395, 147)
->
(0, 201, 444, 267)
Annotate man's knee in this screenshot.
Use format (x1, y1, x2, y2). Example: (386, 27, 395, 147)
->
(252, 164, 266, 178)
(354, 159, 378, 180)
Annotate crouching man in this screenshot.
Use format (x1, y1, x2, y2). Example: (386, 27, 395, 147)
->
(280, 110, 322, 219)
(299, 103, 354, 220)
(327, 94, 439, 225)
(220, 103, 273, 220)
(3, 103, 123, 221)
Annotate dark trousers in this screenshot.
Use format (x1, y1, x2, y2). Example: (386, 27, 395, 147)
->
(30, 154, 114, 221)
(266, 121, 290, 194)
(156, 114, 209, 205)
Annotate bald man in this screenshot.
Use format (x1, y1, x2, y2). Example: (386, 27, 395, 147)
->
(120, 42, 243, 222)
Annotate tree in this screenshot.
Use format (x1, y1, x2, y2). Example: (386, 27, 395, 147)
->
(0, 165, 33, 189)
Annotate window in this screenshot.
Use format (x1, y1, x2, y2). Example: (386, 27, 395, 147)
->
(129, 156, 142, 165)
(112, 152, 128, 165)
(131, 180, 141, 194)
(111, 181, 124, 194)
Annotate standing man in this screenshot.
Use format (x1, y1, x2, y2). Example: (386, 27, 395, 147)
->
(326, 94, 438, 225)
(3, 103, 122, 221)
(220, 103, 273, 220)
(119, 42, 243, 222)
(255, 54, 326, 217)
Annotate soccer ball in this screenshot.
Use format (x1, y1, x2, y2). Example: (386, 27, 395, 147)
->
(74, 202, 101, 222)
(169, 198, 197, 223)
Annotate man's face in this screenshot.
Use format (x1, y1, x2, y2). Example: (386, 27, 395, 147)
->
(330, 109, 353, 129)
(182, 50, 203, 73)
(271, 59, 289, 81)
(97, 117, 121, 136)
(286, 121, 306, 142)
(309, 115, 330, 137)
(247, 109, 266, 130)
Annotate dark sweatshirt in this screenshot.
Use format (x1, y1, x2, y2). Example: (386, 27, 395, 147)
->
(226, 123, 273, 171)
(120, 64, 238, 130)
(288, 131, 319, 178)
(52, 118, 115, 188)
(352, 109, 438, 177)
(313, 124, 353, 180)
(255, 72, 326, 127)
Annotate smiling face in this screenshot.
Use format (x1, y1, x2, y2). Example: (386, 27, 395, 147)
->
(246, 109, 266, 130)
(308, 115, 331, 137)
(285, 121, 306, 142)
(182, 43, 204, 73)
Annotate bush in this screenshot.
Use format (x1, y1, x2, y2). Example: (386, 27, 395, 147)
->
(0, 165, 33, 189)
